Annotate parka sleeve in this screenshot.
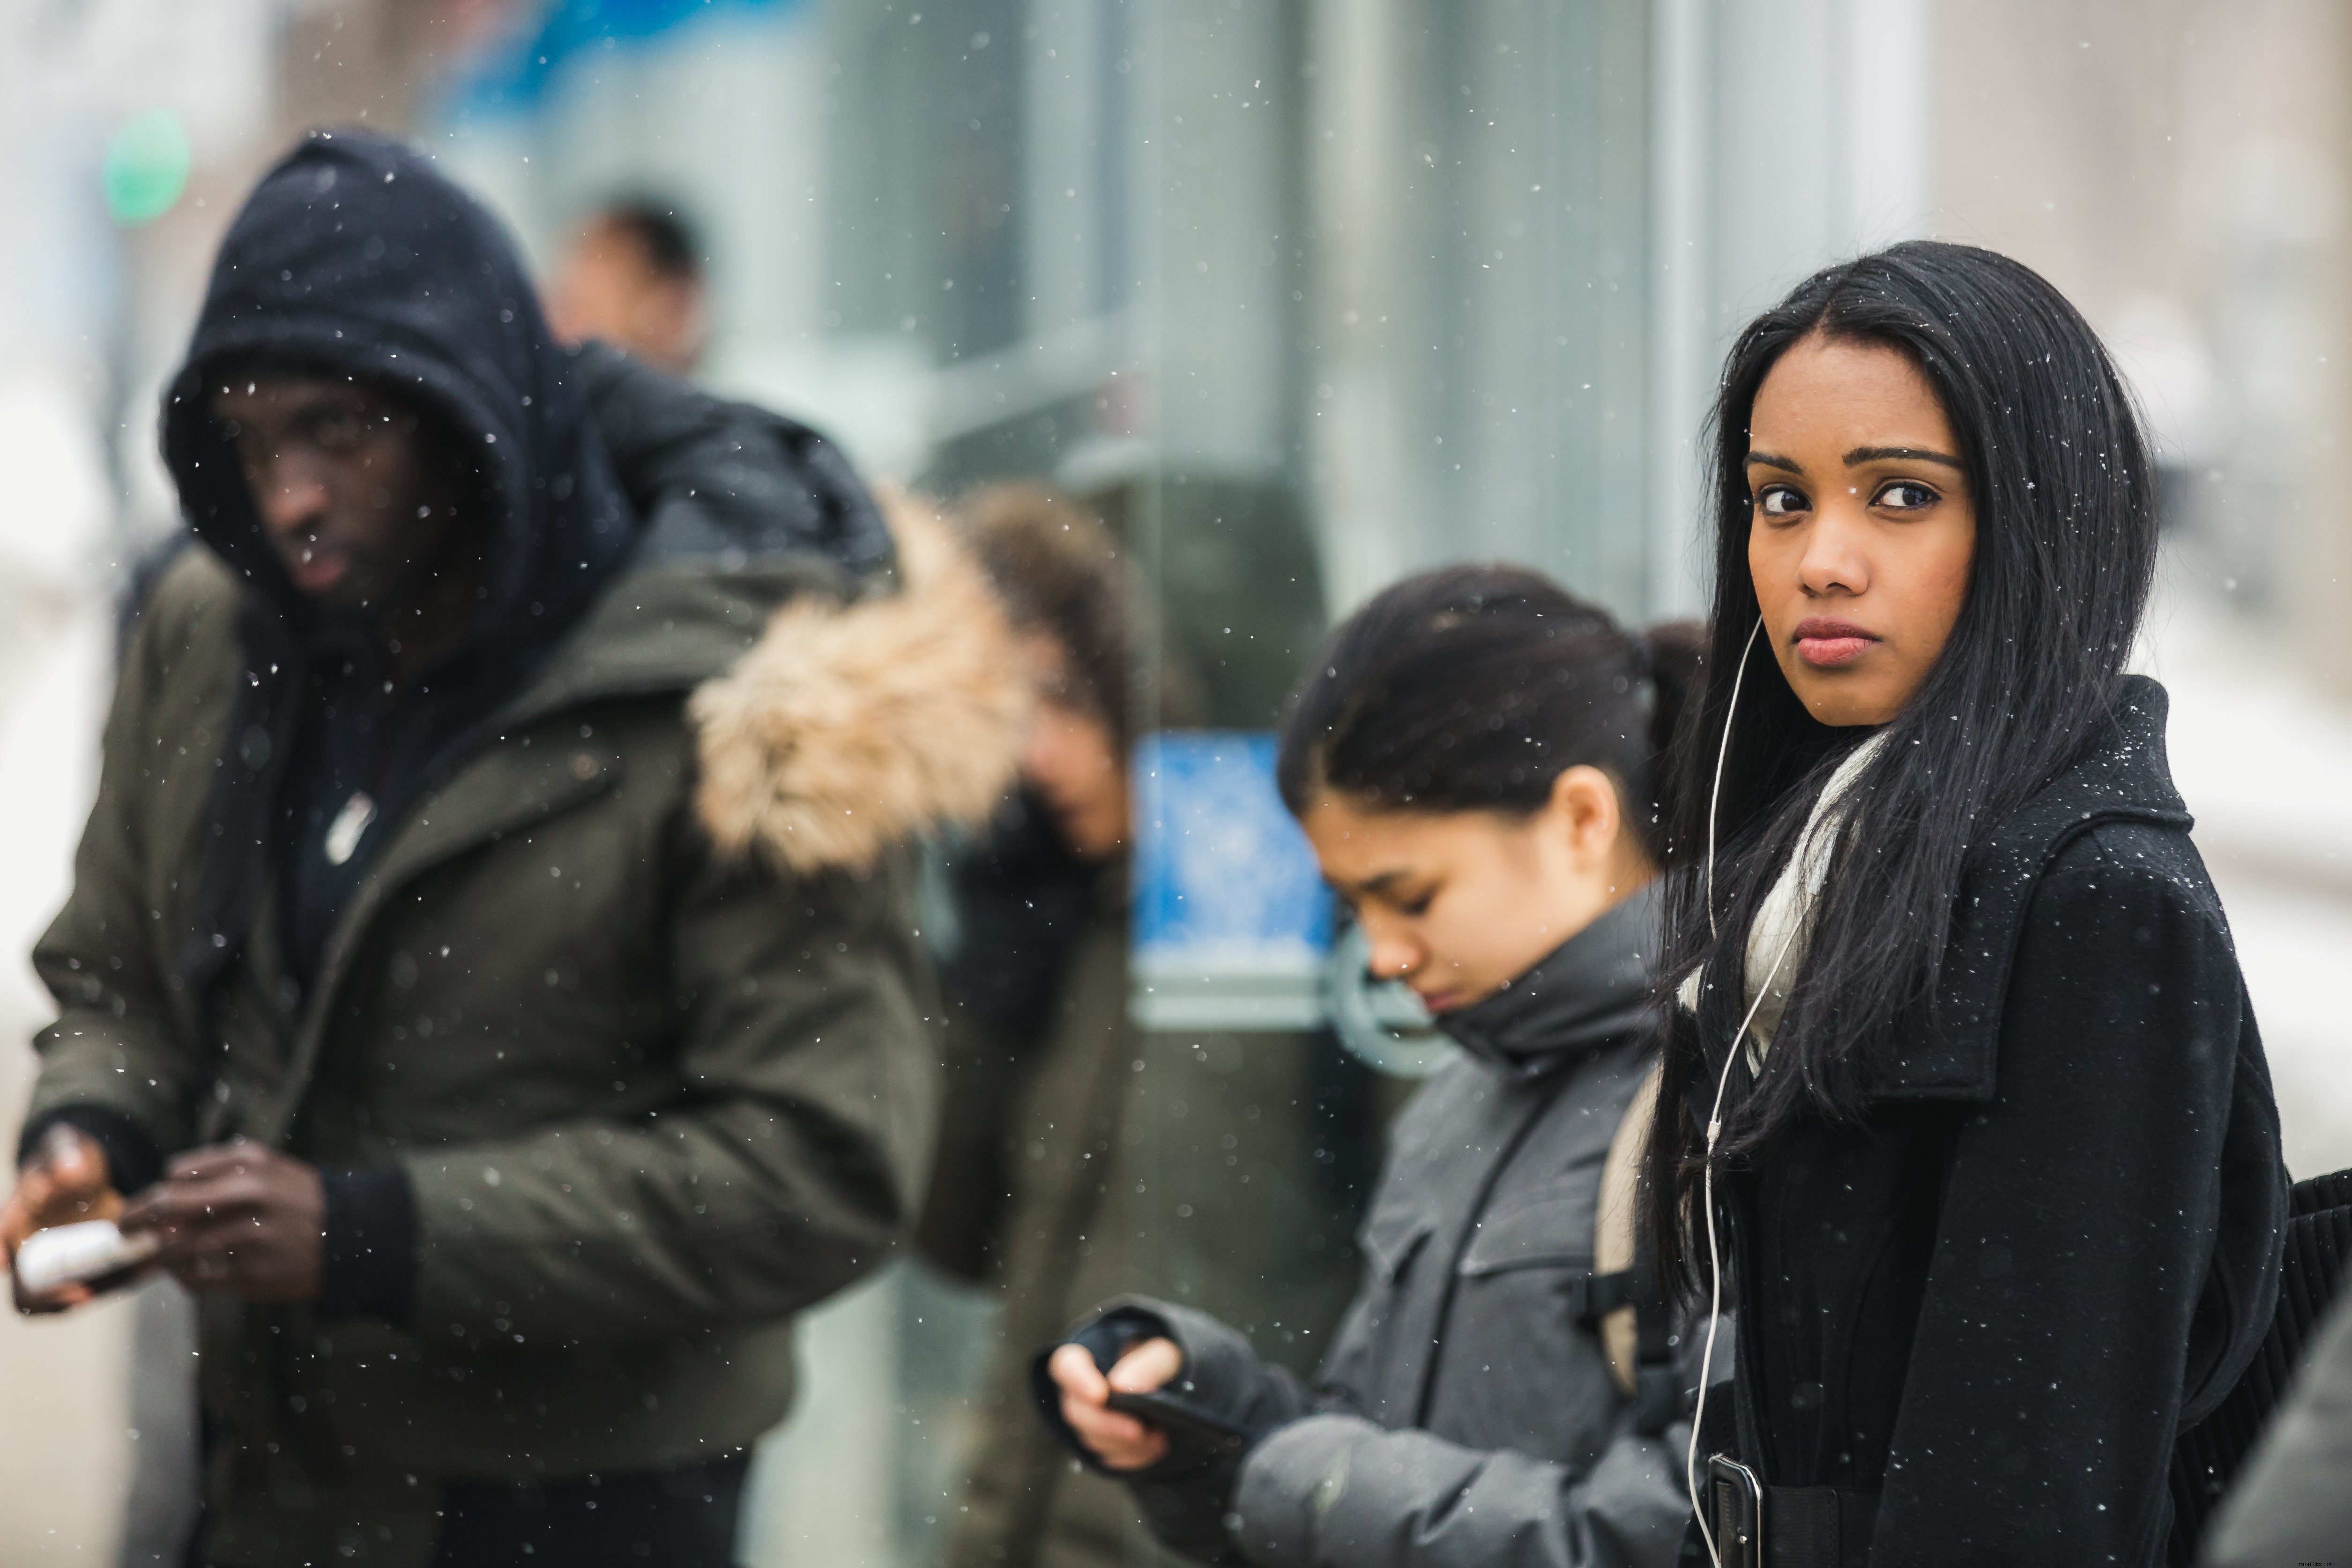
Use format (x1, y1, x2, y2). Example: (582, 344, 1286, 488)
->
(24, 571, 219, 1177)
(398, 831, 939, 1347)
(1034, 1297, 1315, 1563)
(1230, 1418, 1693, 1568)
(1869, 829, 2285, 1565)
(1042, 1299, 1694, 1568)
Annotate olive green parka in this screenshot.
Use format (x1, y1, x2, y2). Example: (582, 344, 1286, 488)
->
(29, 131, 1027, 1567)
(30, 491, 1022, 1567)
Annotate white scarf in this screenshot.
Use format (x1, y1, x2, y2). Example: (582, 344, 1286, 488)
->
(1678, 731, 1889, 1068)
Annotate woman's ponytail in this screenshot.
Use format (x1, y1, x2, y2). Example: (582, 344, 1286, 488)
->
(1638, 619, 1708, 864)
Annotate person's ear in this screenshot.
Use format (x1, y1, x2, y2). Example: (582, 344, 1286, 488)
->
(1544, 765, 1621, 862)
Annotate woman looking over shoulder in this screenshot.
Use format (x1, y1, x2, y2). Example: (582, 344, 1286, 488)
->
(1039, 569, 1708, 1568)
(1649, 241, 2288, 1568)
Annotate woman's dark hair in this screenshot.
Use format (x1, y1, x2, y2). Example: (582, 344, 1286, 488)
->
(1643, 240, 2159, 1285)
(961, 483, 1141, 746)
(1275, 564, 1704, 862)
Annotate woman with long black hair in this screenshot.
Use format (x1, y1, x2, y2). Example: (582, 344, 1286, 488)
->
(1647, 240, 2288, 1567)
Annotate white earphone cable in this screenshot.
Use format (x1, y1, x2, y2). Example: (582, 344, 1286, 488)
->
(1705, 618, 1765, 940)
(1688, 615, 1770, 1568)
(1686, 924, 1795, 1568)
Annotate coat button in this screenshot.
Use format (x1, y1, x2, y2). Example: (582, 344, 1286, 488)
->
(571, 753, 597, 780)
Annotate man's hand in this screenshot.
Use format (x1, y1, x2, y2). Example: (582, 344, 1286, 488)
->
(2, 1125, 127, 1314)
(1047, 1336, 1184, 1471)
(120, 1140, 325, 1303)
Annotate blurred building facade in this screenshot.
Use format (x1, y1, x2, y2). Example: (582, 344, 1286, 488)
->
(7, 1, 2352, 1565)
(1935, 0, 2352, 686)
(421, 0, 1935, 626)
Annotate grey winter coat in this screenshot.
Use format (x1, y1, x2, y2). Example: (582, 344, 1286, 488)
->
(1042, 888, 1696, 1568)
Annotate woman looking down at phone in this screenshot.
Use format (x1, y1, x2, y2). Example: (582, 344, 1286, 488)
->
(1039, 568, 1706, 1568)
(1647, 242, 2286, 1567)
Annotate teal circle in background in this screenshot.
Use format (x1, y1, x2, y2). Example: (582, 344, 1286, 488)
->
(104, 109, 192, 227)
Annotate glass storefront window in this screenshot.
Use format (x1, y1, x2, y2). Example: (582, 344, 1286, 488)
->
(1105, 7, 1653, 1559)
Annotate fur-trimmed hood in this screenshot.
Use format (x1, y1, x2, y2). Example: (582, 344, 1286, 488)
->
(690, 490, 1028, 876)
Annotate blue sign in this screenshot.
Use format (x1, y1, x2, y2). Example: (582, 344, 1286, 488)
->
(454, 0, 805, 119)
(1131, 732, 1332, 1028)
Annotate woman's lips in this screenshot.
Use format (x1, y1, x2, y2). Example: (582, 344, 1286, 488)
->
(1792, 617, 1878, 669)
(1413, 984, 1465, 1014)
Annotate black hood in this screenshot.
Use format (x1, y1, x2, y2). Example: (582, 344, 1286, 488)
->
(161, 127, 633, 650)
(1438, 883, 1662, 1079)
(159, 129, 637, 1005)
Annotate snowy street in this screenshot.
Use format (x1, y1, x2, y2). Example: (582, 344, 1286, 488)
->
(2148, 575, 2352, 1177)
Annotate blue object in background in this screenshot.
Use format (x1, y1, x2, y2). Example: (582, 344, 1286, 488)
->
(454, 0, 803, 119)
(1131, 732, 1332, 1028)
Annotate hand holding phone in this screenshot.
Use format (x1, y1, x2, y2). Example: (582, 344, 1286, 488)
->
(15, 1220, 160, 1295)
(1103, 1387, 1250, 1454)
(1047, 1336, 1187, 1471)
(1, 1126, 130, 1314)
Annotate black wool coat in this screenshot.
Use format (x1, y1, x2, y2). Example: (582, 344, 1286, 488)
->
(1705, 677, 2287, 1567)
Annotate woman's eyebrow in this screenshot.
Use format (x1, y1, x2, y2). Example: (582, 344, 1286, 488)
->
(1746, 449, 1803, 474)
(1844, 445, 1964, 469)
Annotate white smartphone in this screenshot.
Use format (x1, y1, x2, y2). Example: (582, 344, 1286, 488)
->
(15, 1220, 159, 1295)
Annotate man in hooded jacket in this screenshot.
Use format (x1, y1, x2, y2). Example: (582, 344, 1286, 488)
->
(0, 130, 1024, 1568)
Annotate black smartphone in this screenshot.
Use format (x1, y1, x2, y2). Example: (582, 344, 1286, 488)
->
(1705, 1453, 1764, 1568)
(1103, 1388, 1251, 1455)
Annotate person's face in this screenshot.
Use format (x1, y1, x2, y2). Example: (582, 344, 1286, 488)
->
(1745, 334, 1977, 727)
(546, 220, 705, 376)
(212, 374, 474, 620)
(1300, 766, 1651, 1016)
(1018, 634, 1129, 861)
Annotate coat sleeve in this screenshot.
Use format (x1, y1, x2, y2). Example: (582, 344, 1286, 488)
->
(1049, 1300, 1694, 1568)
(1870, 829, 2284, 1565)
(399, 832, 939, 1347)
(1230, 1418, 1694, 1568)
(1029, 1298, 1312, 1564)
(24, 568, 219, 1178)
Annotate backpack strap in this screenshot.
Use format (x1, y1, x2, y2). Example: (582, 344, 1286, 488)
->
(1585, 1060, 1680, 1436)
(1581, 1258, 1682, 1436)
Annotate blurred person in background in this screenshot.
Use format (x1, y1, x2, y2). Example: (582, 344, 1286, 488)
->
(915, 483, 1180, 1568)
(1042, 568, 1707, 1568)
(0, 128, 1023, 1568)
(545, 197, 710, 376)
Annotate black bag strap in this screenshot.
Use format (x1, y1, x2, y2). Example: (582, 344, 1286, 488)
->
(1761, 1485, 1880, 1568)
(1578, 1250, 1682, 1437)
(2166, 1165, 2352, 1565)
(1582, 1267, 1639, 1319)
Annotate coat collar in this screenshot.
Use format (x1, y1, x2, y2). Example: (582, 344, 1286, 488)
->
(187, 494, 1025, 1092)
(1438, 884, 1661, 1080)
(1875, 674, 2191, 1102)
